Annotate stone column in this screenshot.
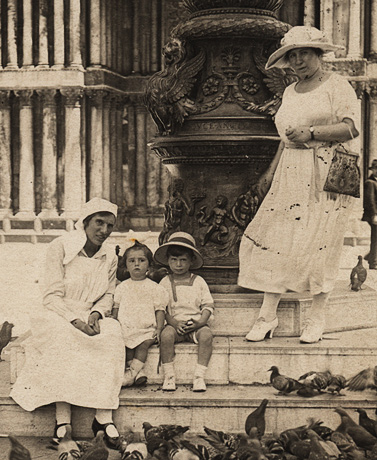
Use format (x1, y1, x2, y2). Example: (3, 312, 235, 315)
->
(321, 0, 333, 44)
(15, 90, 35, 218)
(60, 89, 84, 219)
(87, 90, 104, 198)
(0, 92, 12, 218)
(135, 98, 147, 209)
(53, 0, 64, 68)
(38, 0, 49, 68)
(368, 82, 377, 164)
(69, 0, 82, 68)
(102, 92, 111, 200)
(132, 0, 141, 73)
(7, 0, 18, 69)
(89, 0, 101, 66)
(37, 90, 58, 218)
(347, 0, 361, 59)
(116, 96, 124, 207)
(303, 0, 316, 27)
(22, 0, 33, 68)
(109, 93, 118, 204)
(371, 0, 377, 59)
(100, 0, 107, 67)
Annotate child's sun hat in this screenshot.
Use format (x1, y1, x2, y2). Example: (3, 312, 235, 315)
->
(154, 232, 204, 270)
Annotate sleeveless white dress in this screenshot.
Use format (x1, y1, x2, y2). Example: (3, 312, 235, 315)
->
(238, 73, 360, 295)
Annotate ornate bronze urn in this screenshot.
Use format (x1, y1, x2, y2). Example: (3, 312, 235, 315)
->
(146, 0, 291, 284)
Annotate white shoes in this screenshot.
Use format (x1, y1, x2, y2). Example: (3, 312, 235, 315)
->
(245, 317, 278, 342)
(300, 318, 324, 343)
(122, 369, 135, 387)
(193, 376, 207, 392)
(162, 375, 176, 391)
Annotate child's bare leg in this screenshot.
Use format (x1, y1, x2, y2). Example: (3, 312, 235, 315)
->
(196, 326, 213, 367)
(160, 325, 177, 391)
(160, 325, 176, 364)
(134, 339, 155, 363)
(126, 347, 135, 368)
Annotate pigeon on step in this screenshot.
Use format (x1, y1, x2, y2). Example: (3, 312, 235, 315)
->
(0, 321, 14, 360)
(298, 371, 332, 392)
(350, 255, 367, 292)
(245, 399, 268, 439)
(268, 366, 303, 395)
(326, 374, 347, 395)
(347, 366, 377, 393)
(334, 407, 377, 451)
(8, 436, 32, 460)
(356, 409, 377, 437)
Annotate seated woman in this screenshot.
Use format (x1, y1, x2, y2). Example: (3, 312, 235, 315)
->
(10, 197, 125, 449)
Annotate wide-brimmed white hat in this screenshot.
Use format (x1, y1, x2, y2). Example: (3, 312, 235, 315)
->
(154, 232, 204, 270)
(266, 26, 344, 70)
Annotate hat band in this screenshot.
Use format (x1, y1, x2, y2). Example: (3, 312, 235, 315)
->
(168, 236, 196, 247)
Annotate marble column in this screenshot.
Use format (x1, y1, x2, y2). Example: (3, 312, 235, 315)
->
(87, 90, 104, 198)
(151, 0, 159, 72)
(100, 0, 107, 67)
(132, 0, 141, 73)
(116, 96, 124, 207)
(37, 90, 58, 218)
(102, 92, 111, 200)
(0, 92, 12, 218)
(135, 98, 147, 209)
(125, 103, 136, 207)
(53, 0, 64, 68)
(7, 0, 18, 69)
(303, 0, 316, 27)
(321, 0, 333, 44)
(22, 0, 33, 68)
(69, 0, 82, 68)
(38, 0, 49, 68)
(347, 0, 361, 59)
(368, 83, 377, 164)
(15, 90, 35, 218)
(60, 89, 84, 219)
(109, 93, 117, 204)
(89, 0, 101, 66)
(371, 0, 377, 59)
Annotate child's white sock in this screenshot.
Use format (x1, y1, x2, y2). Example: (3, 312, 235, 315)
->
(130, 359, 144, 375)
(162, 361, 175, 377)
(56, 402, 71, 437)
(194, 363, 208, 379)
(126, 360, 132, 369)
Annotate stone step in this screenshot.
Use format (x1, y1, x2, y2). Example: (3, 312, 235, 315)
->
(2, 382, 376, 438)
(211, 281, 377, 336)
(7, 329, 377, 386)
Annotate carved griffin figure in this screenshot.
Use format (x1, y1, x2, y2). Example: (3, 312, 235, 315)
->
(145, 38, 206, 135)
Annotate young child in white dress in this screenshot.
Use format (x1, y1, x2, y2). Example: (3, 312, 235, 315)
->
(155, 232, 214, 392)
(112, 241, 168, 387)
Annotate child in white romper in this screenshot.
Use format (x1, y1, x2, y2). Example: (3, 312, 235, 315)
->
(112, 241, 168, 387)
(155, 232, 214, 392)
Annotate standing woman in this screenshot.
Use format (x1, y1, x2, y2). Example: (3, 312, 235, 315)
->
(238, 27, 360, 343)
(11, 197, 125, 449)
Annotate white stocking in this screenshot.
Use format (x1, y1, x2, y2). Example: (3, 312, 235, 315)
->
(258, 292, 281, 322)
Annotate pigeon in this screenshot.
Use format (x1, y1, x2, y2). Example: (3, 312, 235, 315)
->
(245, 399, 268, 439)
(122, 442, 148, 460)
(305, 429, 331, 460)
(80, 431, 108, 460)
(169, 439, 210, 460)
(268, 366, 303, 395)
(8, 436, 32, 460)
(334, 407, 377, 450)
(347, 366, 377, 393)
(326, 375, 347, 395)
(143, 423, 190, 455)
(298, 371, 332, 392)
(57, 425, 81, 460)
(0, 321, 14, 360)
(355, 409, 377, 437)
(350, 255, 367, 291)
(199, 426, 240, 452)
(279, 430, 311, 458)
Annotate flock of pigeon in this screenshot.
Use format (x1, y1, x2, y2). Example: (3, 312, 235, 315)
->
(4, 365, 377, 460)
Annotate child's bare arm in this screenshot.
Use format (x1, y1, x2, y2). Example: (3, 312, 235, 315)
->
(184, 308, 212, 333)
(111, 304, 119, 320)
(153, 310, 166, 344)
(166, 312, 187, 335)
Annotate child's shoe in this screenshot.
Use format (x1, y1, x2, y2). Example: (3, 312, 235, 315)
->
(162, 375, 176, 391)
(122, 359, 145, 387)
(193, 376, 206, 392)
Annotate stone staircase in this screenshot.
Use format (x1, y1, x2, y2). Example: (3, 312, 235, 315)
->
(2, 279, 377, 439)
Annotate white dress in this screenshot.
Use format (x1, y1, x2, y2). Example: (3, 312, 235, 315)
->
(238, 74, 360, 295)
(10, 233, 125, 411)
(114, 278, 168, 349)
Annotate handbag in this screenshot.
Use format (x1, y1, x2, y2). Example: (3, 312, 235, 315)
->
(323, 143, 360, 198)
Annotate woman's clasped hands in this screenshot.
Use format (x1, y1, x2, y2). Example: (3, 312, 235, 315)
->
(285, 125, 311, 144)
(71, 311, 101, 336)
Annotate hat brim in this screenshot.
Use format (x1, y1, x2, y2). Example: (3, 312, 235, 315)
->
(154, 241, 204, 270)
(265, 42, 344, 70)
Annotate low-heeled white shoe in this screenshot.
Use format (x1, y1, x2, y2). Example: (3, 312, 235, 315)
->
(300, 318, 324, 343)
(245, 317, 278, 342)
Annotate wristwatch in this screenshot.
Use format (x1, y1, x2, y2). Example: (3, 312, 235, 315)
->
(309, 125, 315, 140)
